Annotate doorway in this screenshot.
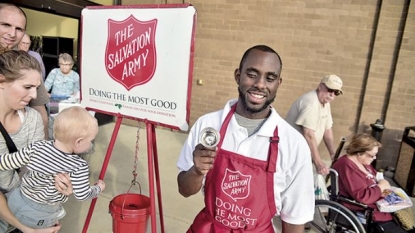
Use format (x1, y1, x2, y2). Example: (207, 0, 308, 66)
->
(10, 0, 103, 74)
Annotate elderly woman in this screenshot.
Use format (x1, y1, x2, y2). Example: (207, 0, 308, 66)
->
(0, 49, 73, 233)
(332, 133, 406, 233)
(44, 53, 79, 97)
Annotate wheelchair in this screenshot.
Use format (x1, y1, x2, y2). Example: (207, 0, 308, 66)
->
(310, 169, 384, 233)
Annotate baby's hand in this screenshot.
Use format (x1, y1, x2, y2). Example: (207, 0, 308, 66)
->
(96, 179, 106, 192)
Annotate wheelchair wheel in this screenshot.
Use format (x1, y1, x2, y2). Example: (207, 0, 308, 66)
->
(311, 199, 366, 233)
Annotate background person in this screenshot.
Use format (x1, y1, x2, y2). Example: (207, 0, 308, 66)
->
(18, 33, 46, 80)
(0, 49, 71, 233)
(44, 53, 79, 98)
(332, 133, 406, 233)
(0, 3, 50, 139)
(0, 106, 105, 229)
(177, 45, 314, 233)
(285, 74, 343, 175)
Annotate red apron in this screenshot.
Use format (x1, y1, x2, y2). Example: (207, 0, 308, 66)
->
(187, 104, 279, 233)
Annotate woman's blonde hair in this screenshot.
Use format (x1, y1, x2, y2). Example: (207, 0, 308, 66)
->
(53, 106, 98, 142)
(345, 133, 382, 156)
(0, 49, 41, 83)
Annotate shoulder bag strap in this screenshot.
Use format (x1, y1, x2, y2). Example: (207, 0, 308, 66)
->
(0, 122, 18, 153)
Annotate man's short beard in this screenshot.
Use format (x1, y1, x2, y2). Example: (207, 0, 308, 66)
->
(238, 87, 275, 114)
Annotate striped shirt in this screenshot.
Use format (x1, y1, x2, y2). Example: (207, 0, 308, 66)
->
(0, 140, 101, 204)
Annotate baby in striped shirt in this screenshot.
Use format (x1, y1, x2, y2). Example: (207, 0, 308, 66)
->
(0, 106, 105, 229)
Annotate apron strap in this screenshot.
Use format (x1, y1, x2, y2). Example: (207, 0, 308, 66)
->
(218, 104, 280, 173)
(266, 127, 279, 173)
(218, 103, 279, 173)
(218, 104, 237, 149)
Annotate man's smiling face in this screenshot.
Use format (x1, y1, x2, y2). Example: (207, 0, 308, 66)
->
(0, 5, 26, 48)
(235, 49, 282, 118)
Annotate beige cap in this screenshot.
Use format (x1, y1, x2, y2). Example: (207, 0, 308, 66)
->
(321, 74, 343, 94)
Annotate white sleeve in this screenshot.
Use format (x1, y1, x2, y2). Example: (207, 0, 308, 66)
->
(176, 112, 221, 173)
(176, 119, 202, 173)
(277, 130, 315, 224)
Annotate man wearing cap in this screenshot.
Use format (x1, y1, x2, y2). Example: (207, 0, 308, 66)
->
(286, 74, 343, 175)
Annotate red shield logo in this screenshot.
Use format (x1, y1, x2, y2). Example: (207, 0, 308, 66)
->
(221, 168, 251, 201)
(105, 15, 157, 90)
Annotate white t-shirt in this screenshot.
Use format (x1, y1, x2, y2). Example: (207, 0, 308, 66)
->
(177, 99, 315, 225)
(285, 90, 333, 145)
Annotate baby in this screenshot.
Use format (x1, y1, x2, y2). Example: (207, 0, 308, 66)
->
(0, 106, 105, 229)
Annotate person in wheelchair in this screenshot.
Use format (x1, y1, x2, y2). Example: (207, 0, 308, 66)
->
(332, 133, 406, 233)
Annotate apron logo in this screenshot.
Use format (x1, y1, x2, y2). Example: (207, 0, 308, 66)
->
(105, 15, 158, 90)
(221, 168, 251, 201)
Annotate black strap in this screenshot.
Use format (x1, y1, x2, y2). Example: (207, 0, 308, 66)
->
(0, 122, 20, 173)
(0, 122, 18, 153)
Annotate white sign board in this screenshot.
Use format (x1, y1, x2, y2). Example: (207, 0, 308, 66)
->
(80, 4, 196, 131)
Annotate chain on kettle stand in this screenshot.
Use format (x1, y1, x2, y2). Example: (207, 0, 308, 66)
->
(128, 124, 141, 194)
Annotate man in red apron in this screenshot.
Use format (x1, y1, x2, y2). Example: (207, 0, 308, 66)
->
(177, 45, 314, 233)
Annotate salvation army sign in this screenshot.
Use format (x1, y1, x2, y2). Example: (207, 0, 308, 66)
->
(105, 16, 157, 89)
(81, 5, 196, 131)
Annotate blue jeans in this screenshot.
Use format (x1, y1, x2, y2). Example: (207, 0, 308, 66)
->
(0, 186, 18, 233)
(0, 219, 8, 233)
(7, 188, 65, 229)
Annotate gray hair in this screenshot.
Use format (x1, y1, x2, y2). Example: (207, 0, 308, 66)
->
(59, 53, 74, 64)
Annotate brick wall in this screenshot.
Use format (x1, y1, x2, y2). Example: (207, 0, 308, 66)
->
(357, 0, 414, 168)
(381, 1, 415, 168)
(123, 0, 415, 169)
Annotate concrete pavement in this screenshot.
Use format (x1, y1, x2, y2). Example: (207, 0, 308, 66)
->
(59, 121, 415, 233)
(59, 122, 204, 233)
